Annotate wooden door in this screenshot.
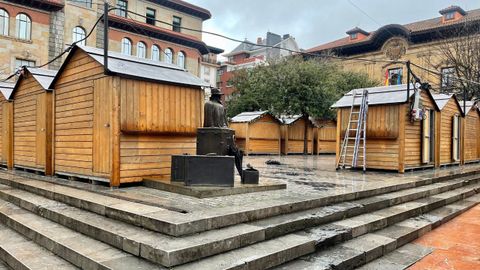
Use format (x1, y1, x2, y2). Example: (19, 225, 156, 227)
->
(422, 109, 431, 164)
(452, 115, 460, 162)
(93, 78, 112, 174)
(36, 94, 46, 167)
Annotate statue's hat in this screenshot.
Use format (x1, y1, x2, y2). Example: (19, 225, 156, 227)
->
(211, 87, 224, 96)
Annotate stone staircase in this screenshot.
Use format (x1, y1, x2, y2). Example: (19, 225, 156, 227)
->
(0, 170, 478, 270)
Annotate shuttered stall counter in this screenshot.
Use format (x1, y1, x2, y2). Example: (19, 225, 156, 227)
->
(49, 45, 208, 187)
(332, 84, 440, 173)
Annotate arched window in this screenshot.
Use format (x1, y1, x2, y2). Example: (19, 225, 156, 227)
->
(164, 48, 173, 64)
(137, 42, 146, 58)
(177, 51, 186, 68)
(16, 13, 31, 40)
(72, 26, 86, 45)
(121, 38, 132, 55)
(151, 45, 160, 61)
(0, 9, 9, 36)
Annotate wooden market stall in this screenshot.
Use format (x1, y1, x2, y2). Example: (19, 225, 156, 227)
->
(49, 45, 208, 187)
(10, 67, 57, 175)
(230, 111, 282, 155)
(313, 120, 337, 154)
(333, 84, 439, 173)
(0, 82, 14, 169)
(461, 101, 480, 164)
(280, 115, 315, 155)
(432, 94, 463, 167)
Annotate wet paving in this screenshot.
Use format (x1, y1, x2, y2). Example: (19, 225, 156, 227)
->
(5, 155, 479, 216)
(99, 155, 480, 213)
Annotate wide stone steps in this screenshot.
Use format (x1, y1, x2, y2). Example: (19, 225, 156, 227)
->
(0, 200, 161, 270)
(172, 183, 480, 269)
(0, 175, 478, 268)
(248, 174, 480, 240)
(0, 223, 77, 270)
(276, 194, 480, 270)
(0, 169, 477, 237)
(0, 184, 264, 267)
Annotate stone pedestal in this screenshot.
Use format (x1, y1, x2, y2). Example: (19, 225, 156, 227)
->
(171, 155, 234, 187)
(196, 127, 235, 155)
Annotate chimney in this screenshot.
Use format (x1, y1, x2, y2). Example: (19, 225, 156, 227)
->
(257, 37, 263, 45)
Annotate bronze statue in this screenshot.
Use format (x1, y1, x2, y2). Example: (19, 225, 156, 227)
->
(204, 88, 228, 128)
(202, 88, 243, 179)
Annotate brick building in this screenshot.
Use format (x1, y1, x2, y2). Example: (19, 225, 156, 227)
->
(306, 6, 480, 92)
(0, 0, 221, 80)
(218, 32, 300, 101)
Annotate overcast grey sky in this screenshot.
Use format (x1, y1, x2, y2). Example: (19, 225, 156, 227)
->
(188, 0, 480, 55)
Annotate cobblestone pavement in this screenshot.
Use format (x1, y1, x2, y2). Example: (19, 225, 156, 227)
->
(100, 155, 480, 213)
(407, 204, 480, 270)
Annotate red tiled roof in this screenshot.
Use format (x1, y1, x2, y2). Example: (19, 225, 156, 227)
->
(307, 8, 480, 53)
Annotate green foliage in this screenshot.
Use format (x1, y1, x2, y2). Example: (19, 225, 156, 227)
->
(226, 57, 378, 120)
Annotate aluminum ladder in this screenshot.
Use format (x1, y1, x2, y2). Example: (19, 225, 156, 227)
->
(338, 89, 369, 171)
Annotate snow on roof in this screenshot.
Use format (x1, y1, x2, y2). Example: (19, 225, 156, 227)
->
(231, 111, 271, 123)
(0, 82, 14, 100)
(331, 84, 418, 108)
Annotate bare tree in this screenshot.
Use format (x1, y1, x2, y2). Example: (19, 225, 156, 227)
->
(433, 20, 480, 101)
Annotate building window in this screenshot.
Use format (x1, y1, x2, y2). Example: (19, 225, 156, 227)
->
(204, 66, 210, 76)
(0, 9, 8, 36)
(15, 59, 35, 70)
(441, 67, 455, 90)
(387, 68, 403, 85)
(164, 48, 173, 64)
(445, 12, 455, 20)
(177, 51, 186, 68)
(16, 13, 31, 40)
(116, 0, 127, 17)
(72, 26, 86, 45)
(137, 42, 146, 58)
(173, 16, 181, 32)
(151, 45, 160, 61)
(70, 0, 92, 8)
(146, 8, 156, 25)
(350, 33, 357, 40)
(121, 38, 132, 55)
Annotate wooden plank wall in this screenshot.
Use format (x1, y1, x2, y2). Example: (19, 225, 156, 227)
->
(404, 91, 437, 168)
(283, 118, 314, 154)
(1, 103, 13, 169)
(119, 135, 196, 182)
(339, 105, 399, 139)
(438, 98, 461, 165)
(54, 49, 107, 179)
(316, 120, 336, 154)
(119, 78, 203, 135)
(13, 75, 44, 170)
(0, 98, 4, 164)
(464, 109, 480, 163)
(118, 77, 203, 183)
(337, 106, 401, 171)
(247, 115, 281, 154)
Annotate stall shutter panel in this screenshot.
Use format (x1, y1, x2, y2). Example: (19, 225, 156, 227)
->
(452, 115, 459, 162)
(422, 110, 430, 164)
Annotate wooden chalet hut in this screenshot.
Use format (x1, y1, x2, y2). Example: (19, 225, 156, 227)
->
(10, 67, 57, 175)
(230, 111, 282, 155)
(332, 84, 439, 173)
(461, 101, 480, 164)
(0, 82, 14, 169)
(313, 120, 337, 154)
(49, 45, 208, 187)
(280, 115, 315, 155)
(432, 94, 463, 167)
